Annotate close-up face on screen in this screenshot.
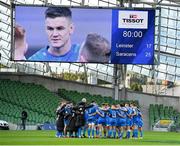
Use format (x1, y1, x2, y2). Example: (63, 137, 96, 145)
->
(13, 6, 112, 63)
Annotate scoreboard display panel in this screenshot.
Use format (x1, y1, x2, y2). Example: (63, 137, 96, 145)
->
(111, 9, 155, 64)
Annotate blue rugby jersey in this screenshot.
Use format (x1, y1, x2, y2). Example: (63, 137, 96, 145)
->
(28, 44, 80, 62)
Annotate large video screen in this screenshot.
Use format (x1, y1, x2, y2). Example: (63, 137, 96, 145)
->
(12, 5, 155, 64)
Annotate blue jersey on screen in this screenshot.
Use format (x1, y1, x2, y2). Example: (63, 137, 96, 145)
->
(28, 44, 80, 62)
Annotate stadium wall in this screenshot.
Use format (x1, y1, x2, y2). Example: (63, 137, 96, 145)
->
(1, 72, 180, 130)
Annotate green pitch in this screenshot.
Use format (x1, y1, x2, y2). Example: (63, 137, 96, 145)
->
(0, 131, 180, 145)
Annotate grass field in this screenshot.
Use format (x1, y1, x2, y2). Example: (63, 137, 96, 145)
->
(0, 130, 180, 145)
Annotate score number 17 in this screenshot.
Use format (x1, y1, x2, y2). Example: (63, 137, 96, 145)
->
(146, 43, 152, 49)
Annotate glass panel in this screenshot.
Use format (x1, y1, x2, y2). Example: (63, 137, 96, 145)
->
(167, 38, 176, 48)
(33, 0, 44, 5)
(177, 20, 180, 29)
(168, 19, 176, 28)
(161, 8, 169, 17)
(157, 72, 166, 80)
(166, 47, 175, 54)
(166, 74, 175, 82)
(160, 37, 167, 46)
(166, 57, 175, 65)
(61, 0, 71, 5)
(177, 30, 180, 39)
(167, 65, 175, 74)
(176, 59, 180, 67)
(87, 0, 99, 6)
(161, 18, 168, 26)
(141, 68, 150, 76)
(160, 55, 166, 63)
(99, 1, 109, 6)
(177, 40, 180, 49)
(1, 31, 9, 40)
(127, 65, 133, 71)
(175, 67, 180, 75)
(161, 27, 167, 36)
(132, 66, 141, 73)
(175, 76, 180, 81)
(175, 49, 180, 55)
(158, 64, 167, 72)
(168, 29, 176, 38)
(160, 46, 166, 52)
(169, 10, 177, 19)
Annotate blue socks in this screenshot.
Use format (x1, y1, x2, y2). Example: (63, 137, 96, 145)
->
(133, 129, 138, 138)
(92, 128, 95, 137)
(88, 128, 91, 137)
(88, 127, 95, 138)
(140, 131, 143, 137)
(83, 126, 87, 136)
(108, 129, 112, 137)
(113, 129, 116, 138)
(127, 130, 131, 139)
(56, 131, 62, 137)
(78, 127, 81, 137)
(96, 127, 99, 136)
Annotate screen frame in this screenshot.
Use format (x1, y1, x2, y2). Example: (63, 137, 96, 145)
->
(11, 3, 158, 64)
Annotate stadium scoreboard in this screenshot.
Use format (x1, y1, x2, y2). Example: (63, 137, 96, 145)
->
(111, 9, 155, 64)
(12, 4, 155, 64)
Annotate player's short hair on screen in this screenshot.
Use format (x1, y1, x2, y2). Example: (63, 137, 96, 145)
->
(45, 7, 72, 19)
(80, 33, 111, 63)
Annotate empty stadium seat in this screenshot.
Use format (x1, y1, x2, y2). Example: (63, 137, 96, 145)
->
(58, 88, 139, 107)
(0, 79, 61, 125)
(149, 104, 180, 128)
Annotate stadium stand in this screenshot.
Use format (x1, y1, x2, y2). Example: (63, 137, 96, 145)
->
(149, 104, 180, 128)
(58, 88, 139, 106)
(0, 79, 60, 125)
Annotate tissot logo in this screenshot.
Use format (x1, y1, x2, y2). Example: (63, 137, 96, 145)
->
(118, 11, 148, 29)
(130, 15, 137, 18)
(122, 15, 144, 23)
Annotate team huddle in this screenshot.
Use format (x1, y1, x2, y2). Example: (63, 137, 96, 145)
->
(56, 98, 143, 140)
